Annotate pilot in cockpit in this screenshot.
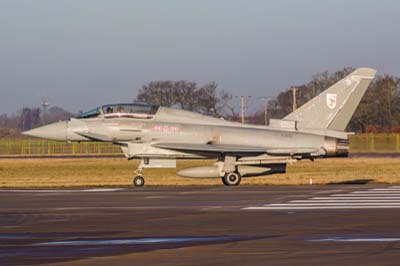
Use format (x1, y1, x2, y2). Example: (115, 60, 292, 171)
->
(106, 107, 113, 114)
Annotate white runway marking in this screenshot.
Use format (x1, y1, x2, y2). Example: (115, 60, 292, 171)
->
(310, 237, 400, 242)
(332, 193, 400, 196)
(370, 188, 400, 191)
(271, 203, 400, 206)
(33, 236, 236, 246)
(312, 197, 400, 200)
(244, 186, 400, 210)
(246, 206, 400, 210)
(292, 199, 400, 203)
(351, 191, 400, 194)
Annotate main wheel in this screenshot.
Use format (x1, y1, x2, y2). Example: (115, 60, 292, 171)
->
(133, 175, 145, 187)
(222, 172, 241, 186)
(221, 176, 229, 186)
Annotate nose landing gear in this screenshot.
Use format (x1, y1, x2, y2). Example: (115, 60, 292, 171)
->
(133, 175, 145, 187)
(133, 161, 145, 187)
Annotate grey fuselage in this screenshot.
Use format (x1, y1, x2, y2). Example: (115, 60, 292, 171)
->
(62, 107, 338, 159)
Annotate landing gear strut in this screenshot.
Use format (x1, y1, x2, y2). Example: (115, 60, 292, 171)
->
(222, 172, 241, 186)
(133, 160, 145, 187)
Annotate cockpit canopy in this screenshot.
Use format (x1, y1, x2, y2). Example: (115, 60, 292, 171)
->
(75, 103, 160, 120)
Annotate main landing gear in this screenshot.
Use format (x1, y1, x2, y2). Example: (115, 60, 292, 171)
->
(220, 155, 241, 186)
(222, 172, 241, 186)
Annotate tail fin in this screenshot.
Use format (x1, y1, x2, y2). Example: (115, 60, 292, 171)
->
(283, 68, 376, 131)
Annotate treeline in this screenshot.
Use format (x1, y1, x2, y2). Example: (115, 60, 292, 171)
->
(1, 67, 400, 137)
(135, 80, 236, 117)
(248, 68, 400, 133)
(0, 106, 73, 138)
(135, 68, 400, 133)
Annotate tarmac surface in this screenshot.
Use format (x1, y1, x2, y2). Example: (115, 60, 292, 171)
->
(1, 185, 400, 265)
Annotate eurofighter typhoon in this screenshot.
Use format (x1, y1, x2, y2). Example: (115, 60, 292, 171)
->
(23, 68, 376, 187)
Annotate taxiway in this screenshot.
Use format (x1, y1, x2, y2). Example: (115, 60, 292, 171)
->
(1, 185, 400, 265)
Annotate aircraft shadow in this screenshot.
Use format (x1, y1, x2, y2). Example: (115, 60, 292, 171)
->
(328, 179, 375, 185)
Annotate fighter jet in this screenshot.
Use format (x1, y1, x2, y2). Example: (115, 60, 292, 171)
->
(23, 68, 376, 187)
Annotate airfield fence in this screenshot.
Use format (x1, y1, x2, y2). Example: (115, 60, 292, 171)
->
(0, 134, 399, 157)
(0, 138, 122, 157)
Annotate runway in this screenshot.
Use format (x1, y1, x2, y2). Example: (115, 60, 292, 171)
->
(1, 185, 400, 265)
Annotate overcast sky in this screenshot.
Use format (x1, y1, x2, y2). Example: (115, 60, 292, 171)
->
(1, 0, 399, 114)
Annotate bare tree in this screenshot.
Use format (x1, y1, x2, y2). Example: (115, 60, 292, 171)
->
(44, 106, 74, 123)
(18, 107, 41, 131)
(349, 74, 400, 132)
(135, 80, 235, 117)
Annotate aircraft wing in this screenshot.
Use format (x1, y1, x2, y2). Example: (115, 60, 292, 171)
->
(153, 142, 319, 156)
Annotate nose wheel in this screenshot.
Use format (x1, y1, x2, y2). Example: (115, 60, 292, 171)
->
(133, 175, 145, 187)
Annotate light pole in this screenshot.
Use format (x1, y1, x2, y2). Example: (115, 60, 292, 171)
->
(240, 96, 245, 124)
(261, 97, 269, 126)
(235, 96, 252, 124)
(291, 87, 298, 112)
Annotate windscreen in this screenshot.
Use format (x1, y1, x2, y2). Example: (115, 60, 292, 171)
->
(75, 107, 101, 119)
(102, 104, 159, 119)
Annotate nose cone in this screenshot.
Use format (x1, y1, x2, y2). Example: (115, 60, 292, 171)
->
(22, 121, 67, 141)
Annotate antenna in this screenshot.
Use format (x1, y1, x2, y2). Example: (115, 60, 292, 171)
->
(41, 97, 50, 124)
